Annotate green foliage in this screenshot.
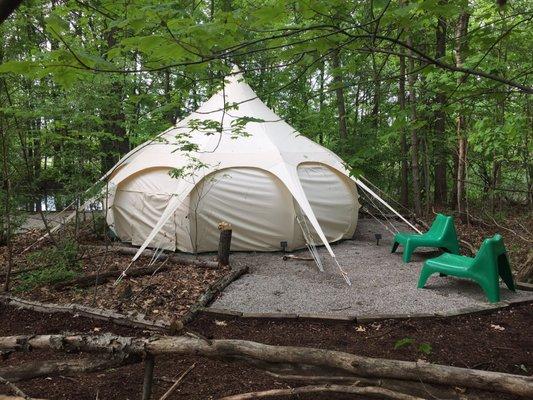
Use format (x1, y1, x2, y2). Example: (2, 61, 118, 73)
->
(394, 337, 414, 350)
(91, 214, 108, 240)
(17, 240, 81, 292)
(0, 0, 530, 223)
(418, 342, 433, 355)
(0, 193, 26, 246)
(394, 338, 432, 355)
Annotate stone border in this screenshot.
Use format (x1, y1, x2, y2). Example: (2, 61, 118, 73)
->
(199, 293, 533, 323)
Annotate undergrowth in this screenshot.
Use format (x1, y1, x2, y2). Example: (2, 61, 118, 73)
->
(16, 239, 81, 292)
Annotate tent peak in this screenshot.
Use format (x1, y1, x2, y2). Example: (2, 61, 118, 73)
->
(226, 65, 245, 86)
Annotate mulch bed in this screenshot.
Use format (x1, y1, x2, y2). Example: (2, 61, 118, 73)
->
(0, 224, 231, 323)
(17, 258, 229, 322)
(0, 302, 531, 399)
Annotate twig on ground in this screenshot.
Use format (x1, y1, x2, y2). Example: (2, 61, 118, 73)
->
(159, 363, 196, 400)
(485, 213, 532, 243)
(218, 384, 425, 400)
(0, 375, 31, 399)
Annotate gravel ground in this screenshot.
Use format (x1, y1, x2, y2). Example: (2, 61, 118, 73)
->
(212, 218, 533, 316)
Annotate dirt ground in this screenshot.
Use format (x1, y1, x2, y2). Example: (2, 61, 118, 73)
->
(0, 302, 531, 399)
(0, 225, 230, 322)
(18, 258, 230, 322)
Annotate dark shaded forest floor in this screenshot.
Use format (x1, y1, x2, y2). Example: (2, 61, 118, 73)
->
(0, 302, 531, 399)
(0, 225, 230, 322)
(0, 211, 532, 399)
(449, 209, 532, 281)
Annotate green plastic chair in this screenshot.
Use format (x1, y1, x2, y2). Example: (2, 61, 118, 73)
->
(417, 234, 515, 303)
(391, 214, 460, 263)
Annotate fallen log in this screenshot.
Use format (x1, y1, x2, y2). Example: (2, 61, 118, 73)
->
(219, 384, 424, 400)
(264, 372, 484, 399)
(0, 376, 30, 400)
(0, 355, 140, 382)
(0, 397, 45, 400)
(53, 264, 174, 290)
(0, 397, 46, 400)
(54, 254, 220, 291)
(0, 334, 531, 398)
(0, 295, 170, 332)
(83, 245, 219, 269)
(180, 265, 248, 326)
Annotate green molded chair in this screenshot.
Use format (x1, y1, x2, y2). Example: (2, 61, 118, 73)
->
(391, 214, 460, 263)
(417, 234, 515, 303)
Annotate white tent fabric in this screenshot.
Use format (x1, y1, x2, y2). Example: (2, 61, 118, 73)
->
(105, 69, 360, 263)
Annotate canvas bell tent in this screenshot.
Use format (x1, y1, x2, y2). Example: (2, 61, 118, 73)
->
(104, 69, 361, 263)
(24, 68, 419, 284)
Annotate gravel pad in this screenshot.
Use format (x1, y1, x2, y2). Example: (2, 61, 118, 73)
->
(211, 219, 532, 316)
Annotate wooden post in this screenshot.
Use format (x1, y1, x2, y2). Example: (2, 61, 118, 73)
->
(141, 354, 155, 400)
(218, 221, 232, 267)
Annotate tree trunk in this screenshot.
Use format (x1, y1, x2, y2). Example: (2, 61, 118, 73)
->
(371, 53, 381, 130)
(163, 69, 174, 125)
(1, 334, 532, 397)
(0, 109, 13, 292)
(406, 37, 422, 216)
(398, 52, 409, 208)
(434, 10, 448, 205)
(525, 96, 533, 207)
(0, 0, 24, 24)
(101, 28, 128, 172)
(331, 48, 347, 142)
(317, 60, 325, 144)
(455, 12, 470, 219)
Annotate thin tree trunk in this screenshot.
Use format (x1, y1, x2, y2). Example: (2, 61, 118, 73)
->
(0, 50, 13, 288)
(331, 48, 347, 142)
(525, 96, 533, 208)
(101, 29, 128, 172)
(163, 69, 174, 125)
(406, 37, 422, 216)
(398, 51, 409, 208)
(0, 114, 13, 292)
(371, 52, 381, 130)
(491, 8, 508, 213)
(422, 136, 431, 215)
(434, 10, 448, 205)
(455, 12, 470, 219)
(317, 60, 325, 144)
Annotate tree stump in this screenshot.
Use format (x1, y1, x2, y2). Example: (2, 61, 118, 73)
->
(218, 222, 232, 267)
